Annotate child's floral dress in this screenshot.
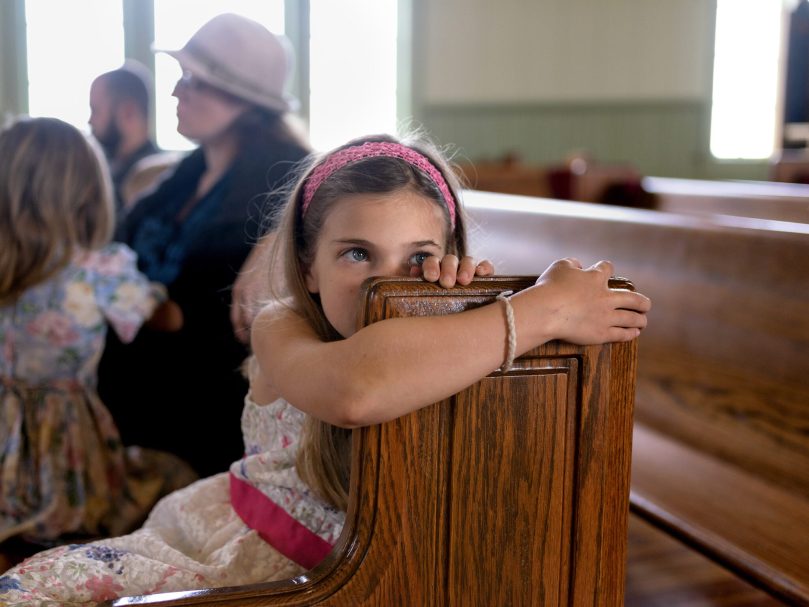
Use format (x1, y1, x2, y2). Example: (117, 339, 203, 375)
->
(0, 394, 345, 605)
(0, 243, 195, 547)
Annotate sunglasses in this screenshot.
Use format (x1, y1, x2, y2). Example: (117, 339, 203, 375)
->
(176, 71, 220, 93)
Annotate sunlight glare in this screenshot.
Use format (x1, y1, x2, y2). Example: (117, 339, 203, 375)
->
(710, 0, 782, 159)
(25, 0, 124, 130)
(309, 0, 398, 152)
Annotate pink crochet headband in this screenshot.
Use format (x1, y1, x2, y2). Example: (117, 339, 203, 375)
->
(301, 141, 457, 228)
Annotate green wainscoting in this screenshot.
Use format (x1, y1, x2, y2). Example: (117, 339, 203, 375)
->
(417, 100, 770, 181)
(0, 0, 28, 119)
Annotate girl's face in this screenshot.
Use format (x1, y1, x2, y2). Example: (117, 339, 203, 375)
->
(305, 189, 448, 338)
(172, 70, 248, 143)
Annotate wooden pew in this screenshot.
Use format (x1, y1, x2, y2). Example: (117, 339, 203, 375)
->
(462, 190, 809, 605)
(455, 157, 809, 224)
(111, 276, 638, 606)
(643, 176, 809, 224)
(454, 158, 552, 198)
(770, 150, 809, 184)
(454, 156, 647, 205)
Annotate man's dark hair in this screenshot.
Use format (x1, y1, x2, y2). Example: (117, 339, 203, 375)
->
(99, 59, 152, 117)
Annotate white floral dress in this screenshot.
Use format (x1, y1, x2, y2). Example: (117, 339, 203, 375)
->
(0, 243, 195, 546)
(0, 395, 345, 605)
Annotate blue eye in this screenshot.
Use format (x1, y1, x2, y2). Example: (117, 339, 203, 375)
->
(346, 248, 368, 262)
(409, 252, 431, 267)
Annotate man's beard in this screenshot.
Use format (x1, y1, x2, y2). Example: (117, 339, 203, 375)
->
(95, 118, 122, 160)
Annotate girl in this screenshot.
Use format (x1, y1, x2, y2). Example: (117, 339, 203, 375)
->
(0, 118, 194, 553)
(0, 133, 649, 604)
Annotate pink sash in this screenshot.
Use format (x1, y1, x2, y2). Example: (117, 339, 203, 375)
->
(229, 472, 334, 570)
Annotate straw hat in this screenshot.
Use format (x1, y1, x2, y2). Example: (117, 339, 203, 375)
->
(156, 13, 296, 113)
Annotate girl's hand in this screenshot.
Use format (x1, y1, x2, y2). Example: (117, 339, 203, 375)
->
(529, 258, 651, 344)
(147, 299, 184, 332)
(411, 255, 495, 287)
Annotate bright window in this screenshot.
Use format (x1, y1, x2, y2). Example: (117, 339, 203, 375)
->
(25, 0, 124, 130)
(153, 1, 285, 150)
(22, 1, 403, 154)
(710, 0, 783, 159)
(308, 0, 398, 152)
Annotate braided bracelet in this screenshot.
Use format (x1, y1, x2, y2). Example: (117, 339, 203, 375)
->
(496, 290, 516, 372)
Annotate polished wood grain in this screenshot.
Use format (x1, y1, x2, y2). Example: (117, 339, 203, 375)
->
(631, 426, 809, 604)
(462, 190, 809, 604)
(111, 276, 638, 606)
(625, 514, 784, 607)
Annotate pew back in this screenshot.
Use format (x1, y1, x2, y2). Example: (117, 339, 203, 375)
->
(455, 160, 552, 198)
(113, 276, 638, 606)
(465, 190, 809, 495)
(464, 190, 809, 603)
(643, 176, 809, 223)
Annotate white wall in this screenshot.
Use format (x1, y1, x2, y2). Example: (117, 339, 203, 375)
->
(421, 0, 715, 104)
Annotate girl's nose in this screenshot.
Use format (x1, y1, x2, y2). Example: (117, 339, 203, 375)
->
(376, 258, 411, 278)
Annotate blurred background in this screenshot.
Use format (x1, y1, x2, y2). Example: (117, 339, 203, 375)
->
(0, 0, 806, 181)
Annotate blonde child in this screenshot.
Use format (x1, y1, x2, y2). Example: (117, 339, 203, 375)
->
(0, 133, 649, 604)
(0, 117, 194, 552)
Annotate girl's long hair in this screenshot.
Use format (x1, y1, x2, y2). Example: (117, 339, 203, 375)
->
(266, 133, 468, 510)
(0, 117, 114, 305)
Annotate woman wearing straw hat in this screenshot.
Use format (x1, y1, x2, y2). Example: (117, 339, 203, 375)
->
(99, 13, 311, 477)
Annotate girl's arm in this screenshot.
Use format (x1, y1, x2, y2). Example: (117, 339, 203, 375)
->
(251, 258, 650, 428)
(91, 244, 180, 342)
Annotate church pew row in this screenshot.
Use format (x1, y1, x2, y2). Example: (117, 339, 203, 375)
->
(642, 176, 809, 224)
(455, 157, 809, 224)
(462, 190, 809, 605)
(112, 277, 638, 606)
